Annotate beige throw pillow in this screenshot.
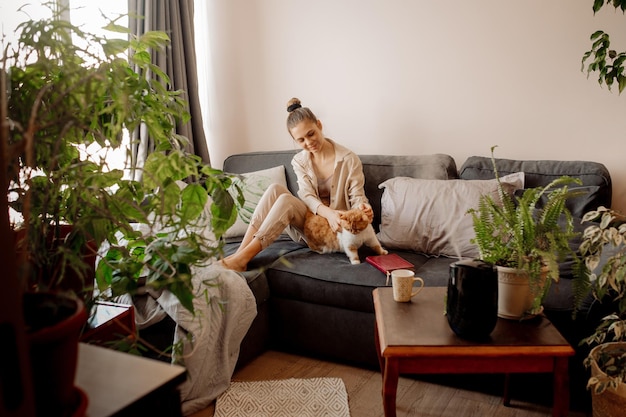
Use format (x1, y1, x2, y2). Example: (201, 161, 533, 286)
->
(223, 165, 288, 239)
(377, 173, 524, 258)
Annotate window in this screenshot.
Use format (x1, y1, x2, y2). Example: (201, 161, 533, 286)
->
(2, 0, 130, 223)
(65, 0, 130, 173)
(3, 1, 130, 172)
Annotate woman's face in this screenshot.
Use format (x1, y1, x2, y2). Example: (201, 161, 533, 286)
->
(290, 119, 325, 153)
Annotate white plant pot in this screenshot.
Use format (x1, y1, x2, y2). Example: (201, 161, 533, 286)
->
(589, 342, 626, 417)
(496, 266, 547, 319)
(496, 266, 531, 319)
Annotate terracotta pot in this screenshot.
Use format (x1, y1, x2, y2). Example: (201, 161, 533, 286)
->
(496, 266, 548, 319)
(71, 387, 89, 417)
(589, 342, 626, 417)
(25, 292, 88, 417)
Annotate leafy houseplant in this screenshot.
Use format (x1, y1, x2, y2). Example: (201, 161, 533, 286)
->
(582, 0, 626, 93)
(578, 207, 626, 413)
(4, 5, 240, 310)
(2, 5, 240, 415)
(578, 1, 626, 414)
(469, 147, 582, 318)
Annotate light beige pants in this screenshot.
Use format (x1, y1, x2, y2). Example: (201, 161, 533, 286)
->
(250, 183, 309, 249)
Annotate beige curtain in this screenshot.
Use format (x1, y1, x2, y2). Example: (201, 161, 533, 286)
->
(128, 0, 210, 180)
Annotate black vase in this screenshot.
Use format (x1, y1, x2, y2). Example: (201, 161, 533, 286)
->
(446, 259, 498, 340)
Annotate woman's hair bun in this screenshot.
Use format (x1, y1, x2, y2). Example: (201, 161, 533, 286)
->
(286, 97, 302, 113)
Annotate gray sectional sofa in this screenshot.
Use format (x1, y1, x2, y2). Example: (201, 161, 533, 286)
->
(221, 150, 612, 373)
(139, 150, 612, 408)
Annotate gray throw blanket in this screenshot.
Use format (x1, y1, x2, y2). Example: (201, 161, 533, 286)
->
(120, 263, 257, 415)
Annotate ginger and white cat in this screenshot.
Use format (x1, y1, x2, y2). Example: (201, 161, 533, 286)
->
(304, 207, 388, 264)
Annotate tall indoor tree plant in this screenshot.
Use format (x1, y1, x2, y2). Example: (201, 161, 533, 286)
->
(582, 0, 626, 93)
(5, 3, 240, 309)
(2, 4, 241, 416)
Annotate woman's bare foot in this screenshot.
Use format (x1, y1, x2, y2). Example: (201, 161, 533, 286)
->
(218, 255, 247, 272)
(218, 238, 261, 273)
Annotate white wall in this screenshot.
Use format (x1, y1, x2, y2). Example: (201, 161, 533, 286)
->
(201, 0, 626, 211)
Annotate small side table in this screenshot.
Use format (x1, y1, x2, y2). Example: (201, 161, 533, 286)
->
(75, 343, 186, 417)
(373, 287, 574, 417)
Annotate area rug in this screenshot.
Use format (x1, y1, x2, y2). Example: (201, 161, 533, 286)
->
(215, 377, 351, 417)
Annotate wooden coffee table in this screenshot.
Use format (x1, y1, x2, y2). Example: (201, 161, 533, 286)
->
(373, 287, 574, 417)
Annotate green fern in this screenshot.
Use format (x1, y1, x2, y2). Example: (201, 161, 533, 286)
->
(469, 147, 583, 299)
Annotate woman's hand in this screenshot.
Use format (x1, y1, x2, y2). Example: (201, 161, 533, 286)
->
(360, 204, 374, 222)
(326, 210, 343, 232)
(317, 205, 343, 232)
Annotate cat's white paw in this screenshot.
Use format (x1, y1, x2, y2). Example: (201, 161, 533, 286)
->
(350, 259, 361, 265)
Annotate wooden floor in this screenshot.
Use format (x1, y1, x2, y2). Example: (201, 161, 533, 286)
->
(189, 350, 592, 417)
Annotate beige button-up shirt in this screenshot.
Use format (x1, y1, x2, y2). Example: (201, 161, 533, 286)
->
(291, 139, 369, 214)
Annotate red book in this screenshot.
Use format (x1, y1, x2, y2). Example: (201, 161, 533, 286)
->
(365, 253, 414, 285)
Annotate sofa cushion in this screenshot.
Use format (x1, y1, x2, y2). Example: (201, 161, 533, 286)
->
(224, 165, 287, 238)
(264, 247, 454, 314)
(459, 156, 612, 218)
(224, 150, 300, 194)
(376, 173, 524, 258)
(359, 154, 459, 230)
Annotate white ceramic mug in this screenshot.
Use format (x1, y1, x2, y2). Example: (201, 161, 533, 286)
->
(391, 269, 425, 302)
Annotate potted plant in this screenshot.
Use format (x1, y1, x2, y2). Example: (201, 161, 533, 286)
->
(469, 147, 583, 319)
(577, 207, 626, 416)
(576, 1, 626, 414)
(2, 5, 240, 416)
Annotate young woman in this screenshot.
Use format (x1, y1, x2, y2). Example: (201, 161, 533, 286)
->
(220, 98, 373, 271)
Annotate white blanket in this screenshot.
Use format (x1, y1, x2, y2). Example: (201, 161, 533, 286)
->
(123, 263, 257, 415)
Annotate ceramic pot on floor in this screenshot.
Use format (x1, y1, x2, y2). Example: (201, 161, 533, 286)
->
(588, 342, 626, 417)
